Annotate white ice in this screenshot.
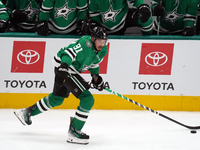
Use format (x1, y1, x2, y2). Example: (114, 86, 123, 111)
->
(1, 109, 200, 150)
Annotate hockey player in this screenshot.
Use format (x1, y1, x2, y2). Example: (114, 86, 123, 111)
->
(151, 0, 199, 36)
(14, 26, 108, 145)
(89, 0, 153, 35)
(0, 0, 9, 32)
(5, 0, 41, 32)
(36, 0, 88, 36)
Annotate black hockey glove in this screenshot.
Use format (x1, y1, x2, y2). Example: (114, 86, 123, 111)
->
(36, 20, 50, 36)
(91, 74, 104, 91)
(0, 20, 8, 33)
(76, 20, 89, 35)
(182, 26, 194, 36)
(137, 4, 151, 23)
(153, 5, 165, 16)
(35, 0, 43, 6)
(88, 20, 99, 35)
(11, 9, 28, 23)
(55, 63, 69, 86)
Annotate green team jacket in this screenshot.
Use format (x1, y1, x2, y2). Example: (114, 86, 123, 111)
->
(6, 0, 39, 29)
(151, 0, 198, 32)
(89, 0, 151, 34)
(0, 0, 9, 21)
(53, 36, 108, 75)
(39, 0, 87, 34)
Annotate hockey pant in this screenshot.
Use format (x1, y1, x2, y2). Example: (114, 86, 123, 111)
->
(30, 69, 94, 130)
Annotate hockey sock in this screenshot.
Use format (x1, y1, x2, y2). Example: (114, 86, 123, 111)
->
(31, 96, 52, 116)
(72, 90, 94, 131)
(72, 106, 90, 131)
(31, 93, 65, 116)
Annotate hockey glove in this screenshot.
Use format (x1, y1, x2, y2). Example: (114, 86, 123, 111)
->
(91, 74, 104, 91)
(36, 20, 50, 36)
(0, 20, 8, 33)
(11, 10, 28, 23)
(76, 20, 89, 35)
(153, 5, 165, 16)
(35, 0, 43, 6)
(88, 20, 99, 35)
(55, 63, 69, 86)
(182, 26, 194, 36)
(137, 4, 151, 23)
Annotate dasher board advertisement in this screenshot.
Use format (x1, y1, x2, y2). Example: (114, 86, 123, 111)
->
(0, 37, 200, 97)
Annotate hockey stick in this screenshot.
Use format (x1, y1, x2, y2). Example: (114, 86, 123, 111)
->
(156, 1, 162, 35)
(104, 87, 200, 130)
(157, 16, 160, 35)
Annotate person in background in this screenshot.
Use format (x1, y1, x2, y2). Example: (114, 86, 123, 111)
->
(88, 0, 153, 35)
(0, 0, 9, 32)
(5, 0, 41, 32)
(151, 0, 199, 36)
(36, 0, 88, 36)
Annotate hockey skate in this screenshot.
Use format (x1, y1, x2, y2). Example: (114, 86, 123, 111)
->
(14, 105, 35, 126)
(67, 117, 89, 145)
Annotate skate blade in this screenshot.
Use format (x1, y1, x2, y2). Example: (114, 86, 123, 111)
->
(67, 137, 89, 145)
(14, 111, 27, 126)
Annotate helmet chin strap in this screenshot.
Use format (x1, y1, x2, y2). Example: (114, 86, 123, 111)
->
(92, 37, 98, 54)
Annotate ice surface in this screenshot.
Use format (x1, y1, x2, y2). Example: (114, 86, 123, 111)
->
(1, 109, 200, 150)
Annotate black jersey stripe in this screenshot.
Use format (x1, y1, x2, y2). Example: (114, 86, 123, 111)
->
(75, 112, 88, 119)
(101, 19, 125, 32)
(66, 49, 76, 59)
(48, 19, 77, 32)
(41, 5, 53, 12)
(54, 56, 61, 64)
(39, 100, 48, 111)
(0, 8, 7, 12)
(184, 16, 197, 20)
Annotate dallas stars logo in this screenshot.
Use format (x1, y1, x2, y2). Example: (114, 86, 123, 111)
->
(164, 8, 184, 25)
(101, 6, 121, 23)
(24, 2, 38, 21)
(164, 0, 184, 25)
(55, 4, 75, 19)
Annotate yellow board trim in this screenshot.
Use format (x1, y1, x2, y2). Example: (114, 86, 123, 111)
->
(0, 93, 200, 111)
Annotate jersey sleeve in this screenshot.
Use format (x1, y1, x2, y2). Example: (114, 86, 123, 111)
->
(77, 0, 87, 21)
(56, 41, 79, 67)
(184, 0, 198, 28)
(89, 0, 101, 23)
(57, 37, 88, 67)
(5, 0, 16, 16)
(0, 0, 9, 21)
(39, 0, 55, 21)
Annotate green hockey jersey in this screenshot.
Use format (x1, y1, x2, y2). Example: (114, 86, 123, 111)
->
(89, 0, 148, 34)
(39, 0, 87, 34)
(53, 36, 108, 75)
(6, 0, 39, 30)
(151, 0, 198, 32)
(0, 0, 9, 21)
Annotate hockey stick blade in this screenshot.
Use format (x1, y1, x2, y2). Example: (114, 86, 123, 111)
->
(104, 87, 200, 130)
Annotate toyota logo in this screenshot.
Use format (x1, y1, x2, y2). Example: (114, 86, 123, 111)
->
(145, 52, 168, 66)
(17, 50, 40, 64)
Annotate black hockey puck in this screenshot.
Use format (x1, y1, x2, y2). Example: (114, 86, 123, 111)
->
(190, 130, 197, 134)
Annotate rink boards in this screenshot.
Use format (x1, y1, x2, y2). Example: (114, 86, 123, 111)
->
(0, 34, 200, 111)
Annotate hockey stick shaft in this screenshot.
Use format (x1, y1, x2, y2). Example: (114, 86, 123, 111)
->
(157, 16, 160, 35)
(104, 87, 200, 130)
(157, 0, 162, 35)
